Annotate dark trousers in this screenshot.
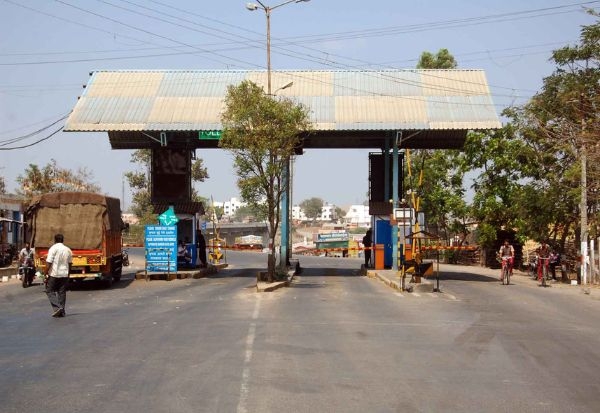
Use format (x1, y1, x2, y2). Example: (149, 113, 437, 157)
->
(364, 249, 372, 267)
(46, 276, 68, 312)
(198, 247, 207, 266)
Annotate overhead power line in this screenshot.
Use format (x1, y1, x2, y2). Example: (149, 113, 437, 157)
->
(0, 113, 70, 149)
(3, 0, 595, 109)
(0, 126, 64, 151)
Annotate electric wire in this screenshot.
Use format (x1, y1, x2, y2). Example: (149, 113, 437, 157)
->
(2, 0, 596, 112)
(1, 0, 589, 101)
(0, 114, 69, 146)
(0, 126, 63, 150)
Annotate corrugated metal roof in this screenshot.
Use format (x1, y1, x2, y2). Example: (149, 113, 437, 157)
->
(64, 69, 501, 133)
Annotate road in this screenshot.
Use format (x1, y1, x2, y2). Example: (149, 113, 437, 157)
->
(1, 250, 600, 412)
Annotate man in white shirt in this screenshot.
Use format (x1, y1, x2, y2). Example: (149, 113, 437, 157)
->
(44, 233, 72, 318)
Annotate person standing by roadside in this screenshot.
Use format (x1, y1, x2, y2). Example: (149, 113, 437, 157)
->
(44, 234, 72, 318)
(362, 228, 373, 268)
(196, 228, 207, 268)
(549, 249, 561, 281)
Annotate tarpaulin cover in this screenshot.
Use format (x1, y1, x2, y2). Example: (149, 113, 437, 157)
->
(26, 192, 123, 249)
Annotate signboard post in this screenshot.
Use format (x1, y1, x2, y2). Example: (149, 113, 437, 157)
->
(145, 225, 177, 273)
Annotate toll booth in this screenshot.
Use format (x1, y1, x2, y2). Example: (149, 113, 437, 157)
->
(374, 218, 393, 268)
(176, 214, 197, 268)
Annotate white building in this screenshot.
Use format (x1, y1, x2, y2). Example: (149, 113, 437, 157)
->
(292, 205, 307, 221)
(319, 203, 337, 221)
(222, 197, 246, 217)
(344, 204, 371, 227)
(292, 202, 340, 223)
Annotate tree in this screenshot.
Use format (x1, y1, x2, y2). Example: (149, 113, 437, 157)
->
(300, 197, 324, 222)
(234, 205, 257, 222)
(0, 175, 5, 194)
(335, 206, 346, 222)
(220, 80, 311, 281)
(521, 12, 600, 246)
(125, 149, 209, 225)
(457, 14, 600, 255)
(417, 48, 457, 69)
(16, 159, 100, 203)
(410, 48, 468, 243)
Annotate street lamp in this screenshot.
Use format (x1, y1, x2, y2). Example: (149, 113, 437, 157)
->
(246, 0, 309, 268)
(246, 0, 310, 94)
(273, 81, 293, 95)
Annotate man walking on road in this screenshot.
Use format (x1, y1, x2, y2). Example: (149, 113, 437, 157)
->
(44, 233, 72, 318)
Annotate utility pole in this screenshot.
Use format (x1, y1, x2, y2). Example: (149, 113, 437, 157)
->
(580, 103, 588, 284)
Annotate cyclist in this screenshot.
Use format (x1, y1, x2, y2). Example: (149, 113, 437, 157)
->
(537, 241, 551, 284)
(498, 239, 514, 282)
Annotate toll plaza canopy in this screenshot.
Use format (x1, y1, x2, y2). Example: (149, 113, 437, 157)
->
(64, 69, 501, 150)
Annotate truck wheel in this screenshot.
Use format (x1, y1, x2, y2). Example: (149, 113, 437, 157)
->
(112, 274, 121, 282)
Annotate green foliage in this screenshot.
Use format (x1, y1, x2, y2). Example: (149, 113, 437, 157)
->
(16, 159, 100, 203)
(459, 15, 600, 250)
(417, 48, 458, 69)
(300, 197, 324, 221)
(220, 80, 311, 280)
(233, 205, 263, 222)
(409, 48, 468, 243)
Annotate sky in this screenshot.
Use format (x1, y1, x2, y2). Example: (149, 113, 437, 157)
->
(1, 0, 598, 210)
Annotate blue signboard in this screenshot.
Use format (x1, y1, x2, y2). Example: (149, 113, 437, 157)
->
(145, 225, 177, 272)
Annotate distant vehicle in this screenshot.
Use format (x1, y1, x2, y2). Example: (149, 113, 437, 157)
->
(25, 192, 126, 286)
(233, 235, 263, 251)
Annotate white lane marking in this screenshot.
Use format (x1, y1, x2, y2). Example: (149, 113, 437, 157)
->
(237, 295, 261, 413)
(394, 292, 405, 298)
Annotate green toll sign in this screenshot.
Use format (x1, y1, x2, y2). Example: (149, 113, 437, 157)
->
(198, 130, 222, 140)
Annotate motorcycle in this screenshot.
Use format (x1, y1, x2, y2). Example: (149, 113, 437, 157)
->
(528, 254, 538, 279)
(122, 248, 129, 267)
(20, 259, 35, 288)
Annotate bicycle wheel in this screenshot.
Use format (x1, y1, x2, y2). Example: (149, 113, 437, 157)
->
(505, 266, 510, 285)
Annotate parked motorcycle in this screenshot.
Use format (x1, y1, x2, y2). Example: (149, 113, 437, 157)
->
(122, 248, 129, 267)
(528, 254, 538, 279)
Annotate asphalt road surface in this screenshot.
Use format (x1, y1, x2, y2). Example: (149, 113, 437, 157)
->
(1, 250, 600, 413)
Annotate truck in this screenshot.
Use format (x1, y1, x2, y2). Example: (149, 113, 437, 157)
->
(25, 192, 125, 286)
(233, 235, 263, 251)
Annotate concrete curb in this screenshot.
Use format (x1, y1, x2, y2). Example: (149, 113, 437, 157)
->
(367, 269, 436, 293)
(1, 265, 19, 283)
(135, 263, 227, 281)
(256, 263, 299, 293)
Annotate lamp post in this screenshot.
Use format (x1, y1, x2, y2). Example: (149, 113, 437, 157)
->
(246, 0, 310, 94)
(247, 0, 309, 267)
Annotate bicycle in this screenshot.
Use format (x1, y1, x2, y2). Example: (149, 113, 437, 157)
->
(500, 256, 512, 285)
(538, 257, 551, 287)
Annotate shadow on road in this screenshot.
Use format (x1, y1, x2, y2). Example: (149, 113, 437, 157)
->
(435, 270, 497, 283)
